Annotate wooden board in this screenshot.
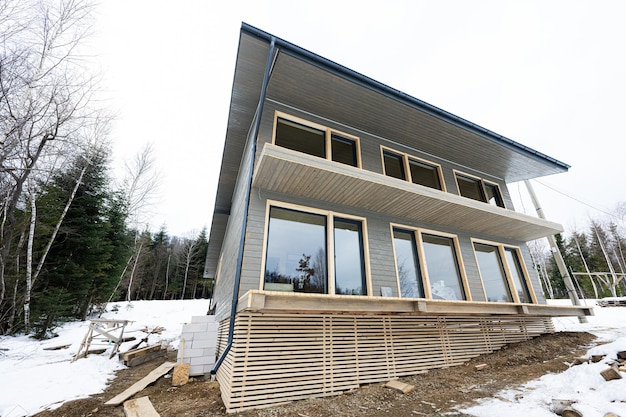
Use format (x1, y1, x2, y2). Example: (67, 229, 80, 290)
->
(105, 362, 175, 406)
(123, 396, 160, 417)
(119, 344, 162, 362)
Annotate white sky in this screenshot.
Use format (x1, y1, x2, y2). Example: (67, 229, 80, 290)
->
(92, 0, 626, 236)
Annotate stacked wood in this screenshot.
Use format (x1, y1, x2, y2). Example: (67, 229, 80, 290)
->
(600, 365, 622, 381)
(119, 345, 166, 367)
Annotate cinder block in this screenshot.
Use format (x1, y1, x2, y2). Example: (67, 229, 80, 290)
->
(180, 333, 194, 343)
(181, 348, 204, 358)
(192, 338, 216, 349)
(189, 364, 206, 376)
(178, 356, 191, 365)
(192, 331, 213, 341)
(191, 315, 217, 323)
(203, 347, 217, 357)
(182, 323, 208, 333)
(190, 355, 215, 366)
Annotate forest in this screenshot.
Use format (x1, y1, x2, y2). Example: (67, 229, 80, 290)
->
(1, 0, 624, 340)
(0, 0, 211, 338)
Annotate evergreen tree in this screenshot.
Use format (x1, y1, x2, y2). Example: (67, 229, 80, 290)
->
(30, 151, 131, 337)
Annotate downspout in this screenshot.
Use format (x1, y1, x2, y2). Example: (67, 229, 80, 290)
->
(211, 37, 276, 375)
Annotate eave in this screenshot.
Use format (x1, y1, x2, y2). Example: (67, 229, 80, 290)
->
(253, 144, 564, 242)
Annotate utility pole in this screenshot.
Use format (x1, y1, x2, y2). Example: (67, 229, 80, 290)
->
(524, 180, 587, 323)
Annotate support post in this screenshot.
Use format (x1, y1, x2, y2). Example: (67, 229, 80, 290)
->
(524, 180, 587, 323)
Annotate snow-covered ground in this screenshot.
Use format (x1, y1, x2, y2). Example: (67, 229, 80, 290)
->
(0, 298, 624, 417)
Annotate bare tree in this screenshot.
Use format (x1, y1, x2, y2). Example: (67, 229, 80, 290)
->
(121, 143, 162, 231)
(0, 0, 101, 316)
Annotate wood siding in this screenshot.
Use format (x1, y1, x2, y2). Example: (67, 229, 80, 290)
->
(216, 311, 555, 412)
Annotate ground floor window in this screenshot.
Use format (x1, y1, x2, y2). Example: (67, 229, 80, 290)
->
(264, 204, 367, 295)
(392, 226, 467, 301)
(472, 240, 534, 303)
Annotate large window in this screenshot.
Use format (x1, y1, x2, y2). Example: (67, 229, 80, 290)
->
(274, 115, 360, 167)
(472, 241, 534, 303)
(382, 148, 443, 190)
(392, 228, 424, 298)
(264, 205, 367, 295)
(422, 233, 466, 300)
(455, 172, 505, 208)
(473, 243, 512, 302)
(504, 247, 533, 303)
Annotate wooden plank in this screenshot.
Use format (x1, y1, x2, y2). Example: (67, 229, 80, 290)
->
(105, 362, 175, 406)
(123, 396, 160, 417)
(126, 350, 166, 368)
(120, 344, 162, 362)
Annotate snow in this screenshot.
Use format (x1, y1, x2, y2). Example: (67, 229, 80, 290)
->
(0, 299, 210, 417)
(0, 298, 625, 417)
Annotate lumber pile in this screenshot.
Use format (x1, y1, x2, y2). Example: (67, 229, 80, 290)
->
(105, 361, 175, 406)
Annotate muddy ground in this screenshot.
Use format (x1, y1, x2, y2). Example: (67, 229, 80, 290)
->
(34, 331, 596, 417)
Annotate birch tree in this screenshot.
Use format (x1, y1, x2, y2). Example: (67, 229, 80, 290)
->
(0, 0, 101, 321)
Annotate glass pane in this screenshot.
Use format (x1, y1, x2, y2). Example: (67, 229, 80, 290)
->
(505, 248, 532, 303)
(334, 218, 366, 295)
(474, 243, 512, 302)
(409, 159, 441, 190)
(485, 183, 505, 208)
(331, 134, 358, 167)
(456, 175, 485, 202)
(393, 228, 424, 298)
(264, 207, 327, 293)
(422, 234, 465, 300)
(383, 151, 405, 180)
(275, 118, 325, 158)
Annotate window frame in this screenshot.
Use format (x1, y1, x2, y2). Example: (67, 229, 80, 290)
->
(453, 170, 506, 208)
(471, 238, 537, 304)
(273, 111, 362, 168)
(260, 200, 372, 296)
(390, 223, 471, 301)
(381, 146, 446, 191)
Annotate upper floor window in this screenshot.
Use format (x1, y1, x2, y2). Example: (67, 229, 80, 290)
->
(382, 148, 444, 191)
(263, 204, 368, 296)
(455, 172, 505, 208)
(274, 114, 360, 167)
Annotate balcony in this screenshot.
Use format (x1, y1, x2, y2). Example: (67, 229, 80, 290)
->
(252, 144, 563, 242)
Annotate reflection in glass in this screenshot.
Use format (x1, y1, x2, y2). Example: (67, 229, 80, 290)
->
(456, 175, 484, 202)
(275, 118, 325, 158)
(334, 218, 366, 295)
(485, 183, 505, 208)
(474, 243, 512, 302)
(383, 151, 405, 180)
(393, 228, 424, 298)
(505, 248, 532, 303)
(331, 134, 358, 167)
(409, 159, 441, 190)
(422, 234, 465, 300)
(264, 207, 327, 293)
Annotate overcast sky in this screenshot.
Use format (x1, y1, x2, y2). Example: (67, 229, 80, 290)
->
(92, 0, 626, 237)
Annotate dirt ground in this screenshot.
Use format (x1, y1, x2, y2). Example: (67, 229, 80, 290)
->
(34, 331, 596, 417)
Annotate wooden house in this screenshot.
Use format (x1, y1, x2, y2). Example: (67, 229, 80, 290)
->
(204, 23, 592, 412)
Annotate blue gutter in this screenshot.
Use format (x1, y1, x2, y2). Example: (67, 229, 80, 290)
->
(241, 22, 569, 171)
(210, 36, 276, 375)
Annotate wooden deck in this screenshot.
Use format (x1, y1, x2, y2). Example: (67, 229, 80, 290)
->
(214, 290, 589, 412)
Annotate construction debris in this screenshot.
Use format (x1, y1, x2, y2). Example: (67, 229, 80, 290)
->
(561, 407, 583, 417)
(600, 365, 622, 381)
(123, 396, 160, 417)
(119, 344, 166, 367)
(552, 398, 576, 414)
(42, 344, 71, 351)
(105, 362, 175, 406)
(474, 363, 489, 371)
(385, 379, 414, 394)
(172, 363, 190, 387)
(72, 319, 132, 362)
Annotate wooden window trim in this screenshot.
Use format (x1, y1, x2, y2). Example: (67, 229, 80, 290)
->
(273, 111, 362, 168)
(389, 223, 471, 301)
(470, 238, 537, 304)
(380, 146, 446, 192)
(453, 170, 506, 209)
(260, 200, 372, 296)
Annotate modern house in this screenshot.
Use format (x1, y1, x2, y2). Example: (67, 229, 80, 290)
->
(204, 23, 592, 412)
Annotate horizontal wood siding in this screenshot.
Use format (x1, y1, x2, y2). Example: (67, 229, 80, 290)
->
(216, 311, 554, 412)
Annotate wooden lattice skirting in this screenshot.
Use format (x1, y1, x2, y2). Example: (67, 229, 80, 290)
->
(216, 312, 554, 413)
